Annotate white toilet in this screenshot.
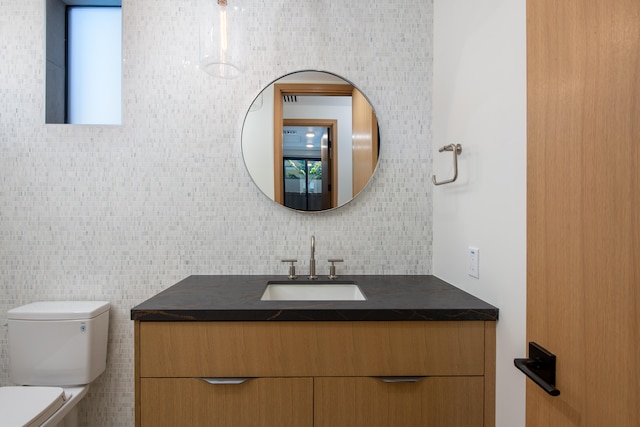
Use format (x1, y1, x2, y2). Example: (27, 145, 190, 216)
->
(1, 301, 110, 427)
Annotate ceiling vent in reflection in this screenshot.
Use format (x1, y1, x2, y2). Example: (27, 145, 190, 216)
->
(283, 95, 298, 103)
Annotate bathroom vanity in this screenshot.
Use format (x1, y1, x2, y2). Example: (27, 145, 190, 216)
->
(131, 275, 498, 427)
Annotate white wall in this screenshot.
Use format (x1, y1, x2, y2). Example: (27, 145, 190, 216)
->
(0, 1, 433, 425)
(433, 0, 527, 426)
(242, 85, 275, 199)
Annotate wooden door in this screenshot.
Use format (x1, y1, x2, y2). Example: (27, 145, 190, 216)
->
(527, 0, 639, 425)
(352, 88, 378, 196)
(273, 83, 353, 205)
(314, 376, 484, 427)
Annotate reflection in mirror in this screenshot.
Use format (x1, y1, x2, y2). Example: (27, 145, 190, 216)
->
(242, 71, 379, 212)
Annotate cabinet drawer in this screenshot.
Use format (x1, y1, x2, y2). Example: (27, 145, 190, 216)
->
(140, 377, 312, 427)
(138, 321, 485, 377)
(315, 376, 484, 427)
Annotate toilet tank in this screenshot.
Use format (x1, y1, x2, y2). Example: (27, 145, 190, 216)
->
(8, 301, 110, 386)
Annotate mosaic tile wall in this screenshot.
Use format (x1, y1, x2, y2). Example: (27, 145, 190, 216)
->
(0, 0, 433, 425)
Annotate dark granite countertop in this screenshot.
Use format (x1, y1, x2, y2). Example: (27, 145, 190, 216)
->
(130, 275, 498, 322)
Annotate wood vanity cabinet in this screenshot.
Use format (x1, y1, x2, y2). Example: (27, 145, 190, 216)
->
(135, 320, 495, 427)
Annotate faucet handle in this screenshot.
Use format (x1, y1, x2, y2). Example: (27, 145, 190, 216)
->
(328, 259, 344, 280)
(281, 259, 298, 280)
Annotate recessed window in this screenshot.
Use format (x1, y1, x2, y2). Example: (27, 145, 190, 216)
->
(45, 0, 122, 125)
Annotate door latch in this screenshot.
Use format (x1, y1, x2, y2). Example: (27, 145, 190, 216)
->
(514, 342, 560, 396)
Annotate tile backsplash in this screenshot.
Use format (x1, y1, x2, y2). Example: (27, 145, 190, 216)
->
(0, 0, 433, 425)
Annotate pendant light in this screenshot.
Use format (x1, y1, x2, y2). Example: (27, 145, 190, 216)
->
(199, 0, 244, 78)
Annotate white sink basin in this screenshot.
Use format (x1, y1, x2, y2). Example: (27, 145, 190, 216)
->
(260, 282, 366, 301)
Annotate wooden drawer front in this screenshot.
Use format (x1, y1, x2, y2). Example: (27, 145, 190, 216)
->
(140, 377, 313, 427)
(314, 376, 484, 427)
(139, 321, 485, 377)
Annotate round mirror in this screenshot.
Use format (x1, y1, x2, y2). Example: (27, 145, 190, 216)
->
(242, 71, 380, 212)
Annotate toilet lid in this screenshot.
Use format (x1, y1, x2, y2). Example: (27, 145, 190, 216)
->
(0, 387, 66, 427)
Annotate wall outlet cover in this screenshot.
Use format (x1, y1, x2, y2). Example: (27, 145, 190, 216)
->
(469, 247, 479, 279)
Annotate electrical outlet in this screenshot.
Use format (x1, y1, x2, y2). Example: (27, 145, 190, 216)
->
(469, 247, 479, 279)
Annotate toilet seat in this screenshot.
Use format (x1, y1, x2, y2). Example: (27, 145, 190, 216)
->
(0, 386, 67, 427)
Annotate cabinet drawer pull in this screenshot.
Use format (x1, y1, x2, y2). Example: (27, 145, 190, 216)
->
(200, 378, 253, 385)
(376, 376, 426, 383)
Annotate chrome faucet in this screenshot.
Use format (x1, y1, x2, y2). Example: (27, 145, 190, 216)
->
(309, 235, 318, 280)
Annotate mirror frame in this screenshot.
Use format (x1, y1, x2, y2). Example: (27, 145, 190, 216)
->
(243, 70, 380, 213)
